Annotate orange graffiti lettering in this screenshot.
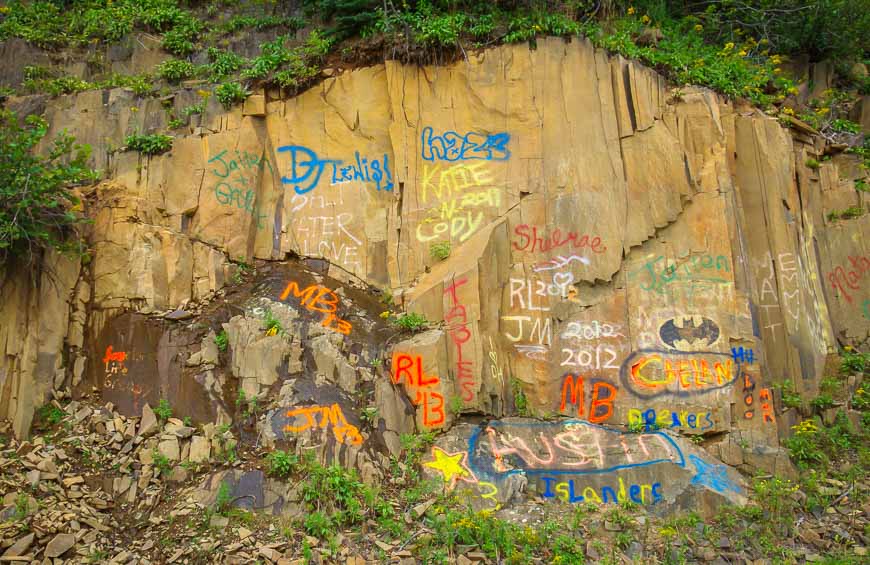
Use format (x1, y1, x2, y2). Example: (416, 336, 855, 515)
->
(283, 404, 362, 445)
(559, 375, 616, 423)
(279, 281, 351, 334)
(391, 353, 444, 428)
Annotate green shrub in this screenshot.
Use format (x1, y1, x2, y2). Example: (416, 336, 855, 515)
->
(511, 377, 529, 416)
(214, 82, 249, 109)
(157, 59, 195, 83)
(154, 398, 173, 421)
(391, 312, 428, 331)
(0, 111, 95, 263)
(263, 308, 283, 336)
(213, 481, 233, 516)
(124, 133, 173, 155)
(37, 404, 65, 426)
(777, 380, 803, 409)
(841, 348, 868, 374)
(429, 241, 451, 261)
(214, 329, 229, 352)
(805, 158, 821, 170)
(266, 450, 299, 478)
(206, 48, 245, 81)
(810, 393, 834, 411)
(828, 205, 865, 222)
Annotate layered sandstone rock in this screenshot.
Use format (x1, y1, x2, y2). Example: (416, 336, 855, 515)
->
(1, 37, 868, 513)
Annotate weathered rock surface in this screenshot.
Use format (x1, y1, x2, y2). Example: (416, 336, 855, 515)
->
(0, 38, 868, 521)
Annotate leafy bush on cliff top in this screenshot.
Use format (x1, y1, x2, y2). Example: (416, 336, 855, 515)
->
(0, 110, 95, 263)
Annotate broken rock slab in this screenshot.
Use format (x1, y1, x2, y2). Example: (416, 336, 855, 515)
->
(423, 419, 747, 516)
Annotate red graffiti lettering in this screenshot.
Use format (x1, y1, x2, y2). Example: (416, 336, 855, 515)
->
(391, 353, 444, 428)
(444, 277, 475, 402)
(560, 375, 617, 423)
(512, 224, 606, 254)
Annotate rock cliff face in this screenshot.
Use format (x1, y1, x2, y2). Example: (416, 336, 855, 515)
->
(1, 37, 868, 513)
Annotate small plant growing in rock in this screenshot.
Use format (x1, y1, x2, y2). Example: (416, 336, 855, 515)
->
(429, 241, 451, 261)
(124, 133, 173, 155)
(152, 450, 172, 476)
(449, 395, 463, 415)
(776, 379, 802, 409)
(263, 308, 283, 336)
(154, 398, 173, 421)
(841, 347, 868, 373)
(511, 378, 529, 416)
(14, 493, 30, 520)
(810, 393, 834, 411)
(391, 312, 428, 331)
(266, 450, 299, 478)
(805, 158, 821, 170)
(214, 329, 229, 352)
(213, 482, 233, 516)
(37, 403, 65, 426)
(156, 59, 195, 83)
(360, 406, 379, 427)
(214, 81, 249, 109)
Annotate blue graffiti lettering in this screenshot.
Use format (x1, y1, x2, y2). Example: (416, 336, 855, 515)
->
(278, 145, 393, 194)
(540, 476, 663, 505)
(731, 346, 754, 364)
(689, 454, 741, 494)
(421, 127, 511, 162)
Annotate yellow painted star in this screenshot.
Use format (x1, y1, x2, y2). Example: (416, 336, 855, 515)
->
(424, 446, 473, 489)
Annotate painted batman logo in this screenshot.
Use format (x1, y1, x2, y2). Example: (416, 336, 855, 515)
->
(659, 317, 720, 349)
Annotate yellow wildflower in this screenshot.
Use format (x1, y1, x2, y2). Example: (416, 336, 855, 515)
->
(694, 24, 703, 32)
(738, 50, 747, 56)
(379, 311, 391, 319)
(759, 38, 768, 44)
(770, 55, 782, 65)
(734, 28, 744, 35)
(788, 86, 799, 95)
(773, 67, 782, 74)
(816, 107, 829, 115)
(0, 6, 9, 13)
(628, 6, 636, 15)
(724, 42, 734, 50)
(782, 107, 795, 115)
(130, 107, 138, 112)
(265, 326, 278, 336)
(641, 14, 650, 24)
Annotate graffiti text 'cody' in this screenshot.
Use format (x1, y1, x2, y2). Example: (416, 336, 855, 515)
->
(278, 145, 393, 194)
(391, 353, 445, 428)
(278, 281, 352, 334)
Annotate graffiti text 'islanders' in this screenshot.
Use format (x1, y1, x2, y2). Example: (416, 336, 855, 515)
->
(621, 349, 739, 397)
(278, 145, 393, 194)
(278, 281, 352, 334)
(420, 127, 511, 162)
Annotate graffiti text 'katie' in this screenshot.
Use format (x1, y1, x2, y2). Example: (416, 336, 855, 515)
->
(278, 145, 393, 194)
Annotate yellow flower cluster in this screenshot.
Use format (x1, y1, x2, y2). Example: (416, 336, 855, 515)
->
(627, 7, 636, 15)
(379, 310, 392, 319)
(641, 15, 651, 24)
(791, 419, 818, 436)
